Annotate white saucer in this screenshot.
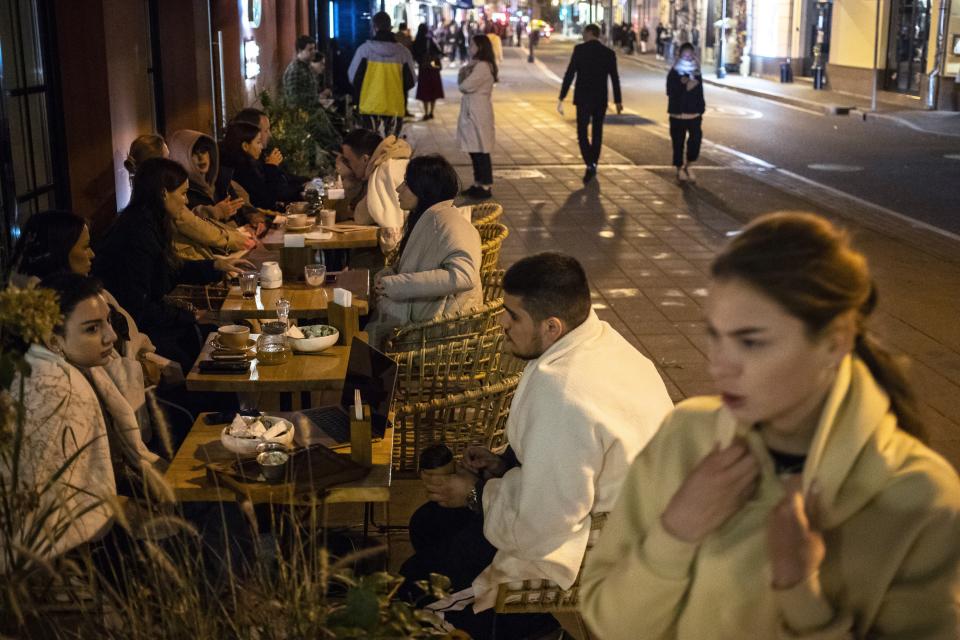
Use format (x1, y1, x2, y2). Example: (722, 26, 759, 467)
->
(285, 224, 314, 233)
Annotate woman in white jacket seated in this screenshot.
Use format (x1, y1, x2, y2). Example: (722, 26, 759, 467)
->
(3, 274, 152, 568)
(365, 155, 483, 347)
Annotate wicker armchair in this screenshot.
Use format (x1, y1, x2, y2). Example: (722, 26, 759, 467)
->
(471, 202, 504, 227)
(387, 332, 505, 406)
(477, 223, 509, 276)
(392, 373, 521, 474)
(494, 513, 608, 639)
(481, 268, 504, 304)
(384, 297, 504, 352)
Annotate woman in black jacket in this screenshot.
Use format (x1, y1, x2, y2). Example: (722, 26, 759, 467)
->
(92, 157, 252, 370)
(220, 122, 288, 210)
(666, 42, 705, 182)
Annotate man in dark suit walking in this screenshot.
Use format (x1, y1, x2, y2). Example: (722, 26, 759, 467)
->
(558, 24, 623, 183)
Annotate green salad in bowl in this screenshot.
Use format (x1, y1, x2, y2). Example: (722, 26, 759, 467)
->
(287, 324, 339, 352)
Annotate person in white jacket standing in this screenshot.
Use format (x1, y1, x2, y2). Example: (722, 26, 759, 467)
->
(400, 252, 674, 639)
(457, 34, 498, 200)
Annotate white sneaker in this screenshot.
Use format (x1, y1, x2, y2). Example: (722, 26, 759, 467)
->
(676, 167, 684, 182)
(683, 165, 696, 182)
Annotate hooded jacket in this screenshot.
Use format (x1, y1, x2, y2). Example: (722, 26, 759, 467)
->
(582, 355, 960, 639)
(353, 135, 412, 254)
(166, 129, 251, 260)
(348, 32, 417, 117)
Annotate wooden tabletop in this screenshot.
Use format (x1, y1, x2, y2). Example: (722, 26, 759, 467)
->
(163, 414, 393, 504)
(186, 334, 349, 393)
(262, 224, 379, 250)
(219, 274, 370, 321)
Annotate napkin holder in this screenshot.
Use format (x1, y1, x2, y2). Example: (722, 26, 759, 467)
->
(350, 404, 372, 467)
(327, 298, 359, 346)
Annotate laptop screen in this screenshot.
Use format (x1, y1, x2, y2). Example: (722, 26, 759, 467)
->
(339, 337, 398, 436)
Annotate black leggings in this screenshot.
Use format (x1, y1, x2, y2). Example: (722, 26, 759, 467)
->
(469, 152, 493, 185)
(669, 116, 703, 167)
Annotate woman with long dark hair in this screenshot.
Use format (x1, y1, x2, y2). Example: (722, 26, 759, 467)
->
(220, 121, 286, 210)
(413, 24, 444, 120)
(457, 34, 498, 200)
(92, 158, 252, 370)
(581, 212, 960, 639)
(365, 154, 482, 346)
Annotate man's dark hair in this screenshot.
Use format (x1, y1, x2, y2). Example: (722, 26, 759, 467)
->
(231, 107, 266, 127)
(583, 24, 601, 38)
(341, 128, 383, 158)
(296, 35, 315, 52)
(503, 252, 591, 327)
(372, 11, 391, 33)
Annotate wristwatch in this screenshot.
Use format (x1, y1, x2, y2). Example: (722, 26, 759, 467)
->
(465, 483, 481, 513)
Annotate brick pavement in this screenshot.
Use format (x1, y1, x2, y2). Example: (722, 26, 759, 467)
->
(400, 45, 960, 470)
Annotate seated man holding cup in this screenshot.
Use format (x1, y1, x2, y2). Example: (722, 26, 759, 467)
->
(399, 253, 675, 639)
(336, 128, 411, 257)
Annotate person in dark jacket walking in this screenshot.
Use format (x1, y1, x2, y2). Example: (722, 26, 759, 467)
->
(666, 42, 705, 182)
(558, 24, 623, 184)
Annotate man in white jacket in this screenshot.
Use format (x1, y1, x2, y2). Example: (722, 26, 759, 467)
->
(337, 129, 411, 256)
(403, 252, 674, 639)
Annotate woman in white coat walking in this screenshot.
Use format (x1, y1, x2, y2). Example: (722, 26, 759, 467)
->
(457, 34, 498, 200)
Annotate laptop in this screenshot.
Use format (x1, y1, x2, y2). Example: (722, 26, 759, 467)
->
(287, 337, 398, 449)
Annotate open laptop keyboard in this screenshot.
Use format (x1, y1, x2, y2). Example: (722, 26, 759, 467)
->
(300, 407, 350, 443)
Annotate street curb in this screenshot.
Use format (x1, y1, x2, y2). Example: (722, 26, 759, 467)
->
(619, 53, 850, 115)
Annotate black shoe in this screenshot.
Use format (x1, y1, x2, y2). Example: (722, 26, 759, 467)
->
(460, 185, 492, 200)
(583, 165, 597, 184)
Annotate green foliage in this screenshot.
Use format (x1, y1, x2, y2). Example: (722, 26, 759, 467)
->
(259, 89, 343, 178)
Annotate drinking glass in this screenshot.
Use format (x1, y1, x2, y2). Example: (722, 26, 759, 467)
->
(275, 298, 291, 327)
(304, 264, 326, 288)
(240, 271, 258, 299)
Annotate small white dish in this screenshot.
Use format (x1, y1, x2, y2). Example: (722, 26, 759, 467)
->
(304, 231, 333, 241)
(289, 325, 339, 353)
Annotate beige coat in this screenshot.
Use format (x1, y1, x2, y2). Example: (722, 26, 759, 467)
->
(171, 207, 248, 261)
(366, 200, 482, 346)
(582, 356, 960, 639)
(457, 61, 496, 154)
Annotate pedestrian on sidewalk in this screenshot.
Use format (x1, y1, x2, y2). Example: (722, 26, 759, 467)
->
(655, 23, 665, 59)
(640, 24, 650, 54)
(457, 34, 498, 200)
(667, 42, 705, 182)
(348, 12, 417, 137)
(558, 24, 623, 184)
(413, 24, 444, 121)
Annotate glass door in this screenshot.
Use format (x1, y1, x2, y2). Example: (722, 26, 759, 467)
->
(884, 0, 931, 94)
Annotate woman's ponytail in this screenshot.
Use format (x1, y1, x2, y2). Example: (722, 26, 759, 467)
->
(854, 332, 925, 441)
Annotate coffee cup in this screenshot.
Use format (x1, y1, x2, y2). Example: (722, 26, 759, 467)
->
(218, 324, 250, 349)
(319, 209, 336, 228)
(287, 213, 309, 228)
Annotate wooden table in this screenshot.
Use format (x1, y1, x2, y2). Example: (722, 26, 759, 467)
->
(186, 334, 349, 393)
(219, 270, 370, 322)
(262, 224, 379, 250)
(163, 414, 393, 506)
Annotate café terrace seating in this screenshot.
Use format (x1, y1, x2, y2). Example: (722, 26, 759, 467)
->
(470, 201, 504, 227)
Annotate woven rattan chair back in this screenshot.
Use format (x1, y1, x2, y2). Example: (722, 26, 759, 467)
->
(481, 269, 505, 304)
(388, 332, 506, 406)
(477, 223, 508, 276)
(471, 202, 504, 227)
(392, 373, 521, 475)
(384, 297, 505, 352)
(494, 512, 609, 614)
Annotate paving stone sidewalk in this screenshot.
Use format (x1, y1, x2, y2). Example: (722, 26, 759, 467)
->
(400, 46, 960, 468)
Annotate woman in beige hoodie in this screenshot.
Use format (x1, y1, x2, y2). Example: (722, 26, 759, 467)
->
(582, 212, 960, 639)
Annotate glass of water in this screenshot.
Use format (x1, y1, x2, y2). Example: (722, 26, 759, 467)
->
(304, 264, 326, 288)
(240, 271, 258, 299)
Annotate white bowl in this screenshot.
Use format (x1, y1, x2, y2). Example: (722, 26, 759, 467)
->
(290, 326, 339, 353)
(220, 416, 295, 456)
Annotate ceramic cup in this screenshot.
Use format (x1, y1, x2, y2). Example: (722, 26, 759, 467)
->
(287, 213, 309, 228)
(260, 261, 283, 289)
(319, 209, 336, 228)
(218, 324, 250, 349)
